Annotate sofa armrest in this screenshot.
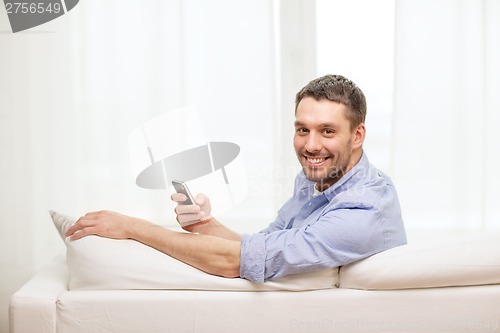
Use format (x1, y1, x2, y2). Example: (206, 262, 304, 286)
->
(9, 255, 69, 333)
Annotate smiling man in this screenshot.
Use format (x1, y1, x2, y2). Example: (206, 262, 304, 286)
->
(66, 74, 407, 283)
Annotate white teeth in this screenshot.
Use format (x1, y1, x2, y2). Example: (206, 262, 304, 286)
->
(307, 158, 325, 164)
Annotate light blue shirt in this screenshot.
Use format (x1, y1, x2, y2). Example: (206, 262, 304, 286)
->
(239, 152, 407, 283)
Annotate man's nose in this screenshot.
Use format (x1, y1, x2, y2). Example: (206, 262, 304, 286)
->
(305, 132, 321, 153)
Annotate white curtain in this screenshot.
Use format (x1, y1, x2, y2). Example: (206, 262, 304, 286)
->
(1, 1, 297, 331)
(392, 0, 500, 231)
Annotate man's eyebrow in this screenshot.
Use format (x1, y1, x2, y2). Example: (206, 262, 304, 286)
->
(318, 122, 337, 128)
(294, 121, 338, 128)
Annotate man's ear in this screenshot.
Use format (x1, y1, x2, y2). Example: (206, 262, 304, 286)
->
(352, 123, 366, 149)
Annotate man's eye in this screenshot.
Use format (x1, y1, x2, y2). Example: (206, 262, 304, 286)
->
(296, 128, 308, 134)
(323, 129, 335, 135)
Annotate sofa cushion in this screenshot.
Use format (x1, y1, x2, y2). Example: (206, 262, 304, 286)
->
(50, 211, 338, 291)
(339, 232, 500, 290)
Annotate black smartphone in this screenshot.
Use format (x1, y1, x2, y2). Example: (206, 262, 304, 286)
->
(171, 180, 196, 205)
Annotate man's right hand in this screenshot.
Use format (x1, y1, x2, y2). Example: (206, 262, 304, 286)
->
(171, 192, 212, 232)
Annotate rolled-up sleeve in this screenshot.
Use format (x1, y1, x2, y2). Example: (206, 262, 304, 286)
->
(239, 233, 267, 283)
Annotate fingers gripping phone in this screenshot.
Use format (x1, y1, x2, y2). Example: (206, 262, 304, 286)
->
(172, 180, 202, 226)
(171, 180, 196, 205)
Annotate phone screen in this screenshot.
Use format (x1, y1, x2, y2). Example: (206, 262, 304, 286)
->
(171, 180, 195, 205)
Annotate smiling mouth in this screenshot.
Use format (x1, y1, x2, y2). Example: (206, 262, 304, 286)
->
(305, 156, 329, 167)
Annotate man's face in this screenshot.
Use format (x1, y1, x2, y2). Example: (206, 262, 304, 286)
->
(293, 97, 364, 191)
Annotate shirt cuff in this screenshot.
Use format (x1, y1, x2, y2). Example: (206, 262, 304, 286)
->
(239, 233, 266, 283)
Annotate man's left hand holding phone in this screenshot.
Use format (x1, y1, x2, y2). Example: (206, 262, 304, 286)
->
(171, 180, 212, 228)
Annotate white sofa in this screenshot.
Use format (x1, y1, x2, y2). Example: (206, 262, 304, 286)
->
(9, 212, 500, 333)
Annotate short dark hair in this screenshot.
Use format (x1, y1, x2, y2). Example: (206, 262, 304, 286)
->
(295, 74, 367, 130)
